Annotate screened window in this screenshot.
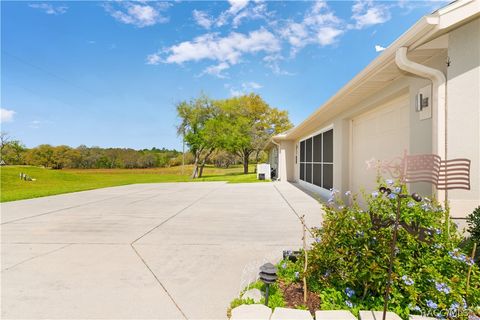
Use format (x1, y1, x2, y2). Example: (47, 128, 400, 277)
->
(299, 129, 333, 190)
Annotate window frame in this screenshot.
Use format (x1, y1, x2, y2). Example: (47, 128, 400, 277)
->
(298, 125, 333, 190)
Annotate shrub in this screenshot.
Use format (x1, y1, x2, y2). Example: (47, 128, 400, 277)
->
(467, 206, 480, 245)
(307, 181, 480, 319)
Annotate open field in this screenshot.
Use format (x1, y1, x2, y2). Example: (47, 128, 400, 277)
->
(0, 165, 264, 202)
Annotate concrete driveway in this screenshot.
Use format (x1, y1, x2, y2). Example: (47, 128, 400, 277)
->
(1, 182, 322, 320)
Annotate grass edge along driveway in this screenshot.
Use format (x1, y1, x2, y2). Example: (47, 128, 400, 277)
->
(1, 165, 267, 202)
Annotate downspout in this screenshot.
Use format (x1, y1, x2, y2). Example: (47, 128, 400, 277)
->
(395, 46, 448, 203)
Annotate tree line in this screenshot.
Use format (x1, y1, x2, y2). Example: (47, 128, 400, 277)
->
(1, 93, 293, 174)
(177, 93, 292, 178)
(0, 132, 186, 169)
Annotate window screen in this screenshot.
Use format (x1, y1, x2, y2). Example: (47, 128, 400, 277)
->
(305, 138, 312, 162)
(299, 129, 333, 190)
(306, 164, 312, 183)
(313, 134, 322, 162)
(323, 129, 333, 163)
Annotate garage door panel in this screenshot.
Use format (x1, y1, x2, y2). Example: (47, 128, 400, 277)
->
(351, 95, 409, 194)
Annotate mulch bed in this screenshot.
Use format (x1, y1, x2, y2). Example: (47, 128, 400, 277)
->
(278, 280, 321, 315)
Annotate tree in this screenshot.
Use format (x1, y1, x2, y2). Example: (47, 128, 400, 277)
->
(0, 131, 11, 163)
(5, 140, 27, 164)
(217, 94, 293, 174)
(25, 144, 55, 167)
(176, 95, 223, 178)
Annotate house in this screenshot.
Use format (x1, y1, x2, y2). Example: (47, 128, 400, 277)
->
(270, 0, 480, 219)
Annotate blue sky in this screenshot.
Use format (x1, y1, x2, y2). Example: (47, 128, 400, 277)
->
(1, 0, 446, 150)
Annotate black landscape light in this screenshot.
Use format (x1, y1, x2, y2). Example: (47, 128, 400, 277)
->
(259, 262, 277, 306)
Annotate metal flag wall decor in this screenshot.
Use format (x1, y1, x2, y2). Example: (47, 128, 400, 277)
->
(368, 150, 471, 190)
(403, 153, 471, 190)
(366, 151, 472, 320)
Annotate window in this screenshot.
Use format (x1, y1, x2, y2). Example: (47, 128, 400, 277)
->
(299, 129, 333, 190)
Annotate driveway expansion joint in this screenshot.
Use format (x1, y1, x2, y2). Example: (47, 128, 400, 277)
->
(128, 185, 220, 320)
(1, 244, 72, 272)
(1, 185, 171, 225)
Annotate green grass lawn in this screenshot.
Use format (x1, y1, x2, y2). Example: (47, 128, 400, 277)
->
(0, 165, 267, 202)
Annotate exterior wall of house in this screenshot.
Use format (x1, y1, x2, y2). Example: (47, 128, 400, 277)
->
(446, 18, 480, 218)
(268, 146, 278, 179)
(277, 18, 479, 218)
(277, 140, 295, 182)
(289, 51, 453, 201)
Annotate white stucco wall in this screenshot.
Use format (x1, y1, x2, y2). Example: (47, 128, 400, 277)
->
(277, 19, 479, 218)
(446, 18, 480, 218)
(277, 140, 295, 182)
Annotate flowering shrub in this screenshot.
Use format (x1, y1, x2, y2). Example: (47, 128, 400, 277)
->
(466, 206, 480, 263)
(307, 181, 480, 319)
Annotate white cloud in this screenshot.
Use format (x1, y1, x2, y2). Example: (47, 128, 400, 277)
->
(29, 120, 41, 129)
(193, 10, 214, 29)
(317, 27, 343, 46)
(0, 108, 15, 123)
(215, 0, 269, 28)
(103, 2, 170, 28)
(375, 44, 386, 52)
(202, 62, 230, 78)
(159, 28, 281, 66)
(351, 0, 391, 29)
(231, 1, 270, 28)
(29, 3, 68, 15)
(280, 1, 343, 55)
(243, 81, 262, 90)
(146, 53, 162, 65)
(226, 81, 262, 97)
(228, 0, 249, 15)
(229, 87, 243, 97)
(263, 54, 294, 76)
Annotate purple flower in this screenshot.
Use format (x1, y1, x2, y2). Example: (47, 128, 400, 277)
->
(411, 306, 421, 313)
(294, 271, 299, 279)
(450, 302, 460, 312)
(330, 188, 339, 196)
(421, 203, 430, 211)
(388, 193, 397, 200)
(401, 275, 414, 286)
(435, 282, 450, 294)
(371, 191, 379, 198)
(426, 300, 438, 309)
(345, 287, 355, 298)
(449, 249, 473, 265)
(386, 179, 394, 186)
(407, 201, 415, 208)
(345, 300, 353, 308)
(394, 187, 402, 193)
(315, 237, 321, 243)
(282, 262, 287, 269)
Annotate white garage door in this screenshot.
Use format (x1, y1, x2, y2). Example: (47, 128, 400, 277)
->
(351, 95, 409, 194)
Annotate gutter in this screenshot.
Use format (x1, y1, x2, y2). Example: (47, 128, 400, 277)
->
(275, 16, 438, 141)
(395, 46, 447, 200)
